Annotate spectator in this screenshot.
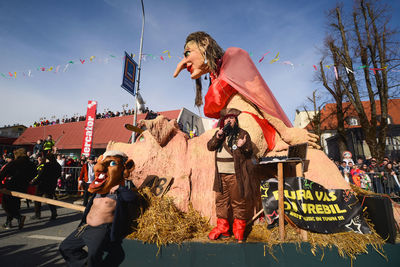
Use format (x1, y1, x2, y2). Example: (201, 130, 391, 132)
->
(33, 139, 43, 158)
(338, 160, 347, 177)
(369, 158, 384, 193)
(355, 165, 372, 190)
(0, 154, 7, 169)
(350, 164, 361, 187)
(0, 148, 37, 229)
(392, 160, 399, 172)
(43, 135, 55, 156)
(356, 157, 364, 168)
(379, 157, 389, 172)
(383, 163, 400, 196)
(361, 163, 369, 172)
(78, 156, 96, 206)
(369, 158, 379, 171)
(56, 154, 65, 168)
(30, 153, 61, 220)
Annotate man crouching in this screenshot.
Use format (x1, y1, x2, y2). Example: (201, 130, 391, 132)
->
(59, 151, 136, 267)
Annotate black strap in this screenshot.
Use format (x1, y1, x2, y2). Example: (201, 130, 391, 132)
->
(216, 157, 234, 162)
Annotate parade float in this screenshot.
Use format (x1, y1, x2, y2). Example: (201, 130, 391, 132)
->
(105, 31, 400, 266)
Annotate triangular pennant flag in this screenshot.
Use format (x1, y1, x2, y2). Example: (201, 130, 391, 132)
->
(334, 66, 338, 80)
(162, 50, 171, 58)
(345, 67, 354, 74)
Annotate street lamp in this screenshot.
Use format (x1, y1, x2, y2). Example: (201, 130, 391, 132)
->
(132, 0, 145, 142)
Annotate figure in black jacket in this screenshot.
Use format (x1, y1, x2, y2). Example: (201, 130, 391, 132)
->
(0, 148, 37, 229)
(30, 153, 61, 220)
(59, 151, 137, 267)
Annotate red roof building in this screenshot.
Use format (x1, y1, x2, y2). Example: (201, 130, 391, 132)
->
(13, 108, 202, 156)
(305, 99, 400, 131)
(302, 99, 400, 160)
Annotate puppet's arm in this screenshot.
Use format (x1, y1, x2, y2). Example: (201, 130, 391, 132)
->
(260, 110, 320, 149)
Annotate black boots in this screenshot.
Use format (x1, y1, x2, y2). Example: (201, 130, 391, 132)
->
(18, 216, 26, 230)
(30, 213, 41, 220)
(50, 213, 57, 221)
(2, 218, 12, 230)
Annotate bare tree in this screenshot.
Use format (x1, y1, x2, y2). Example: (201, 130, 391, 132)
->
(319, 0, 400, 160)
(302, 90, 325, 150)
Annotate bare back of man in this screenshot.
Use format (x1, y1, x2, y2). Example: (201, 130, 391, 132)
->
(86, 196, 116, 226)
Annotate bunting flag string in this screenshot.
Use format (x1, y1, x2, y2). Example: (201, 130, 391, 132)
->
(0, 49, 398, 80)
(258, 51, 270, 63)
(269, 52, 280, 64)
(162, 50, 171, 58)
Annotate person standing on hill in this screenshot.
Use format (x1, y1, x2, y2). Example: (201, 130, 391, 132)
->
(43, 135, 55, 156)
(33, 139, 44, 158)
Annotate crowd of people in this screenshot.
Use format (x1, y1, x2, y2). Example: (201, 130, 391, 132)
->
(0, 136, 102, 230)
(0, 148, 61, 229)
(30, 107, 153, 128)
(335, 156, 400, 197)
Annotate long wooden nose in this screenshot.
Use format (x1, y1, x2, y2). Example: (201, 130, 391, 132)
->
(173, 58, 188, 77)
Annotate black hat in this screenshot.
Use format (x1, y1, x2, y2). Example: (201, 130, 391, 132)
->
(219, 108, 241, 128)
(89, 155, 96, 161)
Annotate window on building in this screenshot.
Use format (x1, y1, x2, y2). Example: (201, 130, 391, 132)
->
(185, 122, 191, 133)
(347, 116, 359, 126)
(393, 137, 400, 150)
(376, 115, 392, 124)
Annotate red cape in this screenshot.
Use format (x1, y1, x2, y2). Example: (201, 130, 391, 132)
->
(214, 47, 292, 127)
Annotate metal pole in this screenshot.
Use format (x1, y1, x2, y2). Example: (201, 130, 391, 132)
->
(132, 0, 145, 143)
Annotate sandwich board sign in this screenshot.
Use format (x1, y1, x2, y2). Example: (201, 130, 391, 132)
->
(121, 52, 138, 96)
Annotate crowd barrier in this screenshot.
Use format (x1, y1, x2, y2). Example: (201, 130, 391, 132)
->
(56, 166, 83, 195)
(344, 170, 400, 198)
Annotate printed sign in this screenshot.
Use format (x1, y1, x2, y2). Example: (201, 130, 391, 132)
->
(260, 177, 370, 234)
(81, 100, 97, 157)
(121, 52, 138, 96)
(342, 151, 352, 159)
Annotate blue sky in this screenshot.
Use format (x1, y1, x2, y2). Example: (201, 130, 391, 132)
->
(1, 0, 400, 127)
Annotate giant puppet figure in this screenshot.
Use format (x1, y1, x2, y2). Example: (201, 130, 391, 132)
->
(59, 151, 137, 267)
(173, 31, 350, 191)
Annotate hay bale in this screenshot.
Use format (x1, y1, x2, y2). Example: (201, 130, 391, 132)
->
(127, 188, 210, 246)
(127, 187, 387, 260)
(247, 220, 386, 260)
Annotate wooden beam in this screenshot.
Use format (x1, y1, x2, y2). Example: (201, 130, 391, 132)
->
(1, 189, 85, 212)
(295, 162, 308, 241)
(278, 162, 285, 241)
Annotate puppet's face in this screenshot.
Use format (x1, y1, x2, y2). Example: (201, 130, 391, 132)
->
(89, 155, 134, 194)
(224, 116, 237, 128)
(173, 41, 209, 79)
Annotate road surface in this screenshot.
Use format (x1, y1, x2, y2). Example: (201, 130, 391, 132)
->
(0, 195, 83, 266)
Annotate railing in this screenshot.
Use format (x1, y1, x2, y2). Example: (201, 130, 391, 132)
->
(56, 166, 82, 195)
(344, 170, 400, 198)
